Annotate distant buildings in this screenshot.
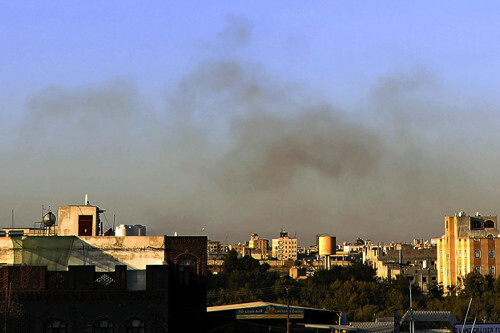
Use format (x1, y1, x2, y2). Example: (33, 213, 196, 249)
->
(364, 241, 437, 291)
(436, 212, 500, 290)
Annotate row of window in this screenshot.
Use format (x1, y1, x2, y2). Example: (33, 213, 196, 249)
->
(474, 249, 496, 258)
(45, 318, 145, 333)
(475, 266, 496, 275)
(440, 249, 497, 259)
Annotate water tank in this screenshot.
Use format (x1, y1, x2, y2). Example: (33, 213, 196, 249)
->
(42, 211, 56, 226)
(134, 225, 146, 236)
(319, 236, 336, 256)
(115, 224, 127, 237)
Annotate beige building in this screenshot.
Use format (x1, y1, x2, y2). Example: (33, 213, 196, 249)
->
(272, 231, 297, 261)
(436, 212, 500, 290)
(57, 205, 103, 236)
(0, 203, 206, 272)
(248, 233, 269, 259)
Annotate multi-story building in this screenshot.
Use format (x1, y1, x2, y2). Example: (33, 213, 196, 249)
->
(436, 212, 500, 290)
(248, 233, 269, 259)
(229, 243, 251, 257)
(271, 230, 297, 261)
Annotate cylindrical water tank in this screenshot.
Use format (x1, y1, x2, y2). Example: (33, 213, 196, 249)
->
(115, 224, 126, 237)
(319, 236, 336, 256)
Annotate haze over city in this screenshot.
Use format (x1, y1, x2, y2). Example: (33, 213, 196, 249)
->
(2, 2, 500, 245)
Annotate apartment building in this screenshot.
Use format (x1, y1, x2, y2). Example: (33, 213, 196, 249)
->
(248, 233, 269, 259)
(272, 230, 298, 261)
(436, 212, 500, 290)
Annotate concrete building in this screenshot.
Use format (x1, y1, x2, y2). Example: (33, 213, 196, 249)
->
(271, 230, 297, 261)
(228, 243, 251, 257)
(436, 212, 500, 290)
(57, 204, 104, 236)
(248, 233, 269, 259)
(364, 242, 437, 291)
(0, 202, 208, 331)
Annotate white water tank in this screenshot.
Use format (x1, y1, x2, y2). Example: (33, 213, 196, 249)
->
(115, 224, 127, 237)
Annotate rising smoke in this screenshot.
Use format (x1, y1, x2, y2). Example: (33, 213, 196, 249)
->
(1, 17, 500, 245)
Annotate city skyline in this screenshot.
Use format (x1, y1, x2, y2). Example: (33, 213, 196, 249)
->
(3, 2, 500, 245)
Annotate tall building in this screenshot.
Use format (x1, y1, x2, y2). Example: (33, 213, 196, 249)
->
(272, 230, 297, 261)
(436, 212, 500, 290)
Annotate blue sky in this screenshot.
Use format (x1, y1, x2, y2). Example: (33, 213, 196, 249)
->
(4, 2, 500, 104)
(2, 2, 500, 243)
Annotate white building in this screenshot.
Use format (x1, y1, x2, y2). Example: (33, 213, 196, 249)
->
(271, 230, 297, 261)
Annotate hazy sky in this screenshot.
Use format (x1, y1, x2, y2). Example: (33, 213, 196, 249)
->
(2, 2, 500, 245)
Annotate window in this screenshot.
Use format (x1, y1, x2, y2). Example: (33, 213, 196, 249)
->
(489, 266, 496, 275)
(488, 234, 494, 241)
(126, 319, 145, 333)
(475, 250, 481, 258)
(471, 219, 483, 230)
(489, 250, 495, 258)
(94, 319, 113, 333)
(176, 254, 197, 285)
(45, 320, 67, 333)
(485, 220, 495, 228)
(475, 266, 481, 273)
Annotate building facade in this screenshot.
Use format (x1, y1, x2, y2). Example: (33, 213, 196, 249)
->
(436, 212, 500, 290)
(271, 231, 297, 261)
(0, 264, 201, 332)
(248, 233, 269, 259)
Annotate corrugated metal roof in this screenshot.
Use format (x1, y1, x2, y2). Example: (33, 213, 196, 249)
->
(208, 301, 339, 313)
(401, 310, 457, 325)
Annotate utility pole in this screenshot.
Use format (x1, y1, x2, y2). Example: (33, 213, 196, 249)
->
(286, 287, 290, 333)
(409, 283, 414, 333)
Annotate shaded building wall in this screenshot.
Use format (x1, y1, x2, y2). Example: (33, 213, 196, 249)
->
(0, 265, 171, 333)
(164, 236, 207, 333)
